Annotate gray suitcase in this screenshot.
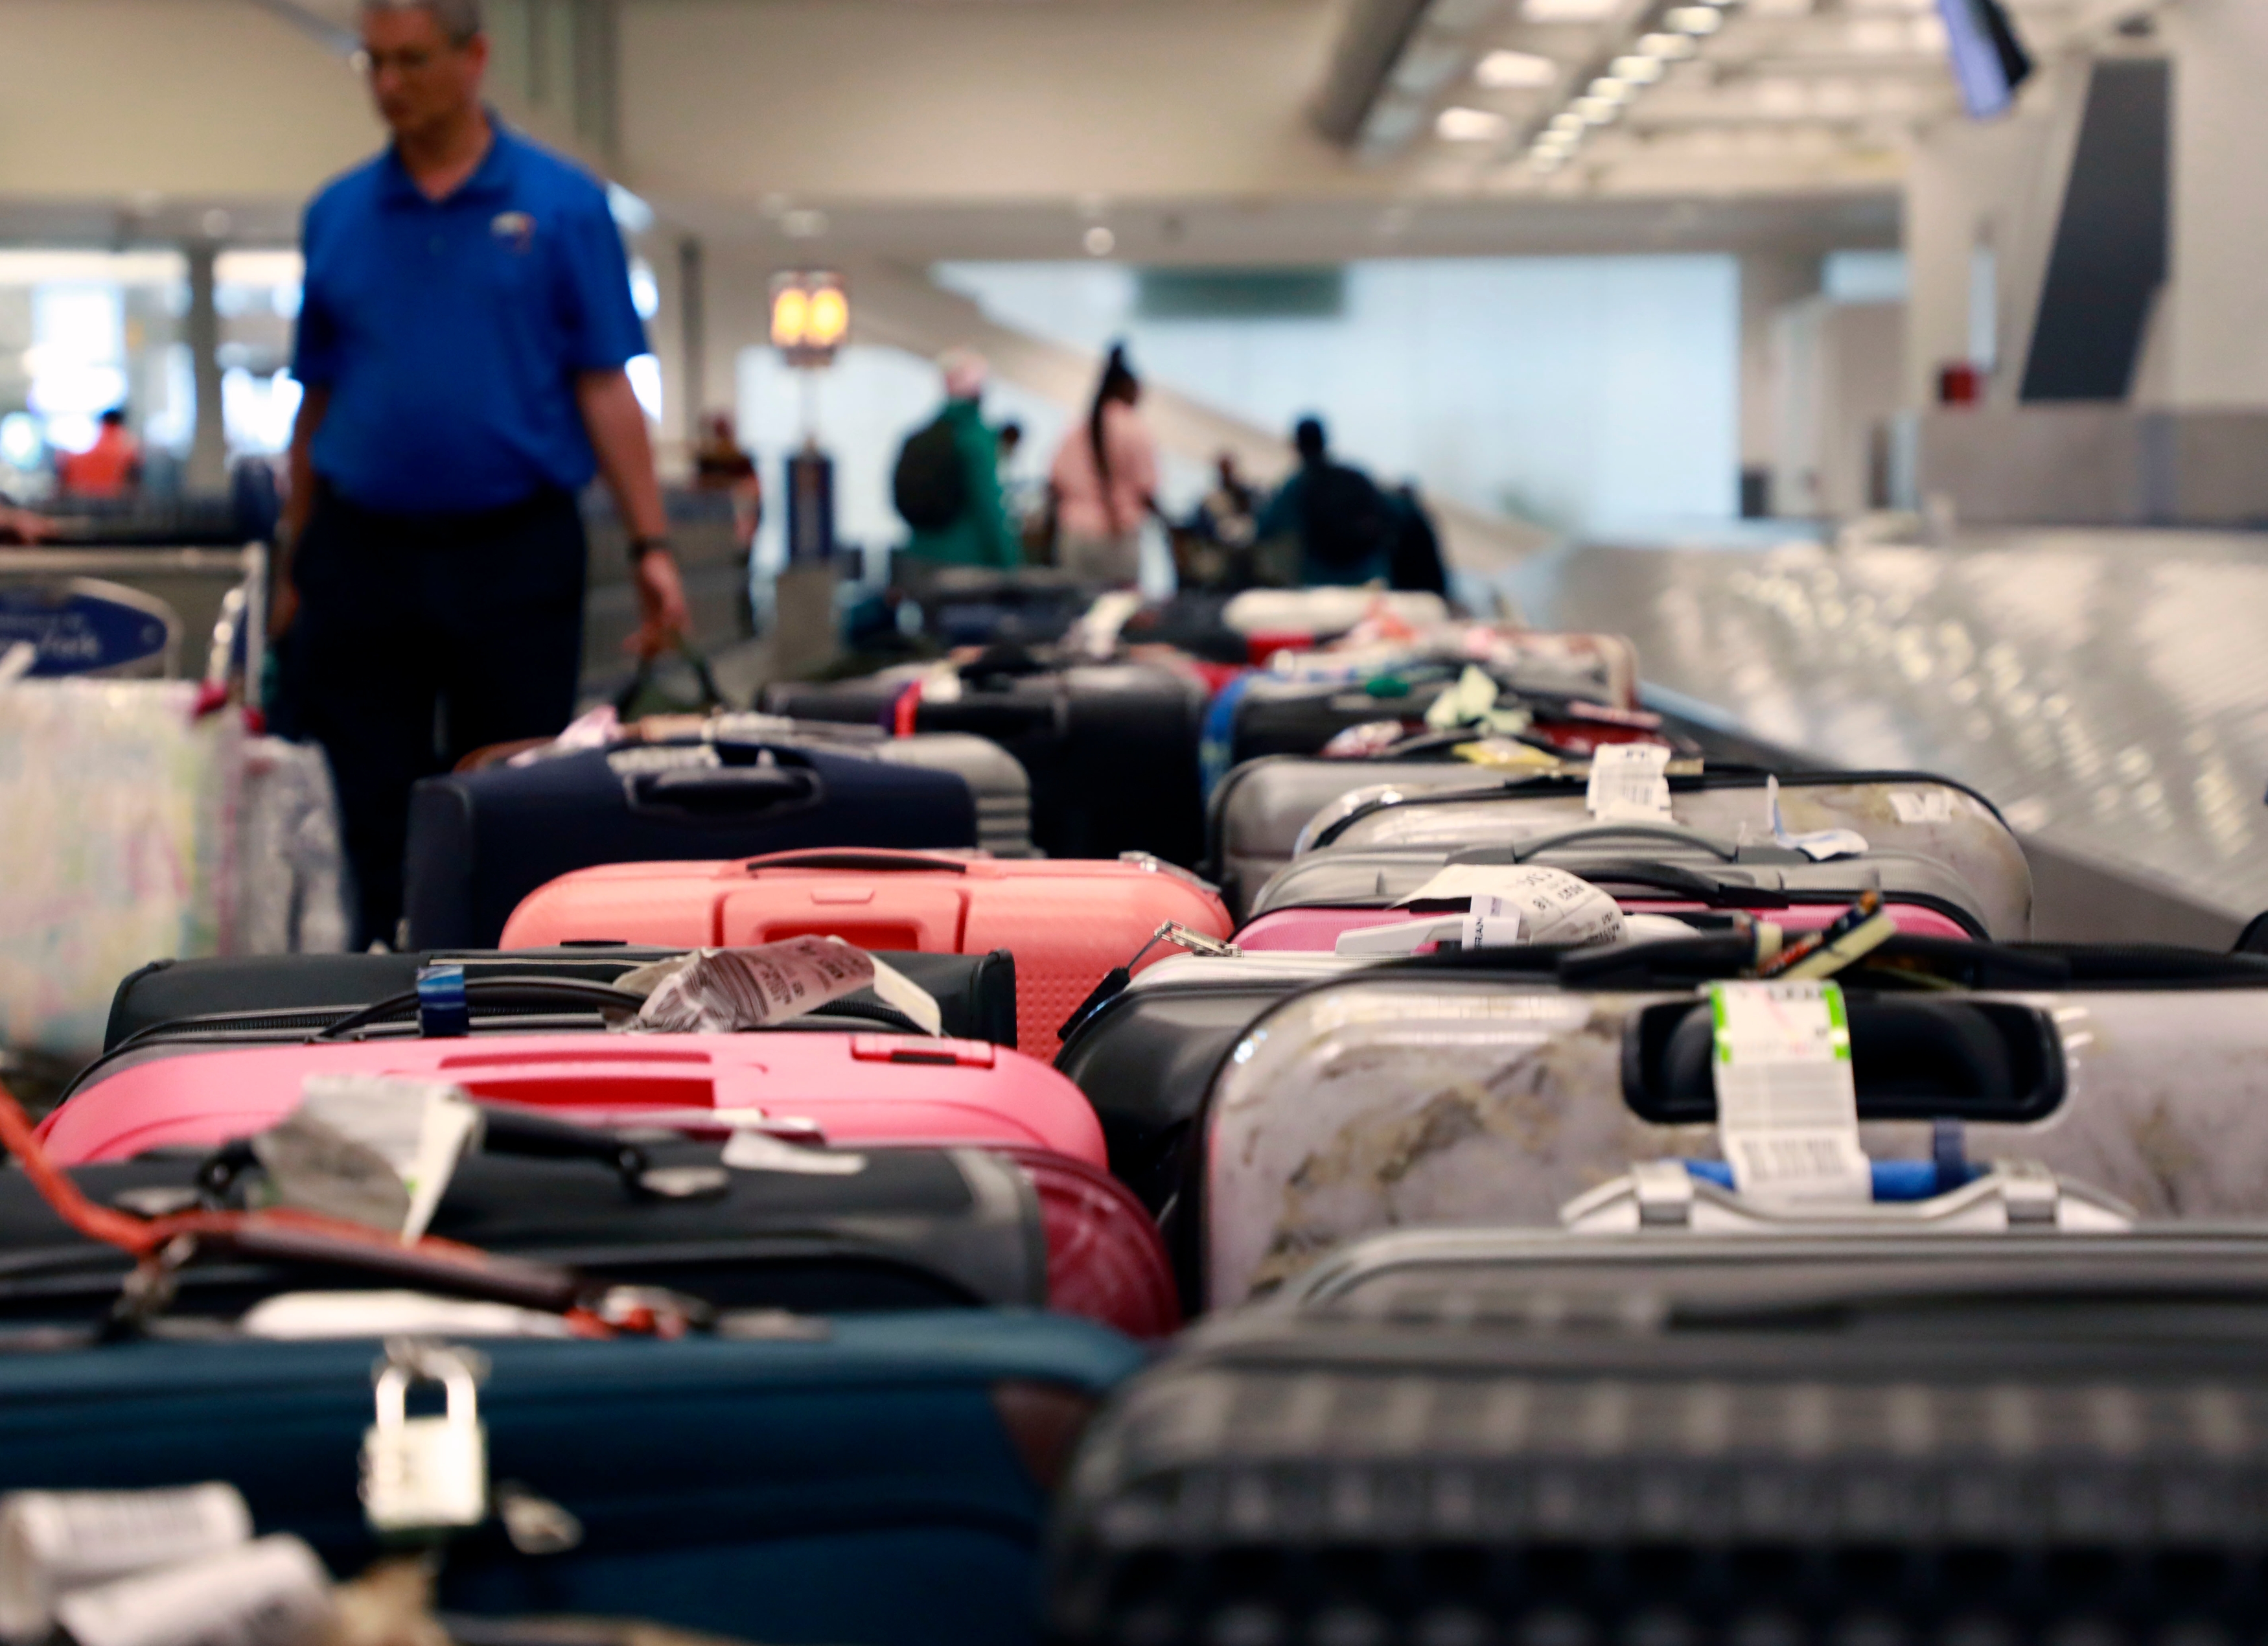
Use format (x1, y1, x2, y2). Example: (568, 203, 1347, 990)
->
(1242, 821, 2007, 942)
(1049, 1227, 2268, 1646)
(1197, 938, 2268, 1307)
(1300, 766, 2030, 937)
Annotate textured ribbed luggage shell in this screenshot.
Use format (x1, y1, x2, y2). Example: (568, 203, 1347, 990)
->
(1048, 1234, 2268, 1645)
(500, 850, 1231, 1058)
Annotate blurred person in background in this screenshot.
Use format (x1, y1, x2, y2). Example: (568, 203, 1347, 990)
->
(893, 349, 1020, 570)
(1193, 452, 1259, 550)
(693, 411, 763, 553)
(1387, 480, 1449, 597)
(1256, 416, 1396, 587)
(56, 410, 143, 500)
(1048, 344, 1159, 586)
(273, 0, 688, 947)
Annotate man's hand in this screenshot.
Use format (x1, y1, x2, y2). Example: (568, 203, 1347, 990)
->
(629, 548, 690, 660)
(0, 505, 53, 546)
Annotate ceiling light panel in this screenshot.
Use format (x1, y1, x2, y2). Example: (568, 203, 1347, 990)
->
(1475, 48, 1559, 88)
(1612, 53, 1665, 82)
(1436, 105, 1514, 141)
(1521, 0, 1623, 21)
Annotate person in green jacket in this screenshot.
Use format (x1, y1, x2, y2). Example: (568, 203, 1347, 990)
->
(896, 350, 1021, 570)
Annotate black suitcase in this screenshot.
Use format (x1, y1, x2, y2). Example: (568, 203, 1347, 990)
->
(766, 655, 1210, 866)
(82, 946, 1019, 1102)
(0, 1106, 1048, 1323)
(402, 739, 979, 949)
(1049, 1227, 2268, 1645)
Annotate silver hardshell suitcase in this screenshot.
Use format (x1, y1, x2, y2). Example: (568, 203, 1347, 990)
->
(1198, 942, 2268, 1307)
(1300, 767, 2031, 937)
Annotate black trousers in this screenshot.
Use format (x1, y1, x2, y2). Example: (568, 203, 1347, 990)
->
(287, 487, 586, 948)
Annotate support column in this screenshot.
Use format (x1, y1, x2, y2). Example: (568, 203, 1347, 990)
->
(679, 235, 707, 443)
(184, 243, 227, 494)
(1737, 252, 1820, 517)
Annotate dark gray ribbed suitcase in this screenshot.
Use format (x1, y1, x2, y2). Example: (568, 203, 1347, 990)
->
(1049, 1229, 2268, 1645)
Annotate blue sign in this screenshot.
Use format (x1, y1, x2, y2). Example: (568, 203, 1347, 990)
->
(0, 583, 174, 677)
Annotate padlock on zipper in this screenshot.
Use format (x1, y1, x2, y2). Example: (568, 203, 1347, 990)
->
(360, 1339, 489, 1537)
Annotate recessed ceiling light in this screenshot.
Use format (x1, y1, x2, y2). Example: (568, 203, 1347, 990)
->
(1612, 54, 1664, 83)
(1082, 226, 1117, 257)
(1637, 31, 1697, 57)
(1474, 49, 1558, 89)
(1436, 105, 1514, 141)
(1520, 0, 1621, 21)
(1666, 5, 1722, 31)
(1574, 94, 1620, 122)
(1588, 75, 1632, 102)
(1549, 110, 1587, 132)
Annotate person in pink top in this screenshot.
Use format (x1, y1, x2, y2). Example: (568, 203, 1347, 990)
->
(1048, 343, 1159, 586)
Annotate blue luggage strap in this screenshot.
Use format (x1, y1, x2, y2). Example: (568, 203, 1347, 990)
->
(416, 963, 470, 1038)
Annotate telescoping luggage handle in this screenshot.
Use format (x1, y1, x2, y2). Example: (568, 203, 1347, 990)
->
(740, 848, 973, 876)
(1497, 822, 1750, 863)
(614, 745, 826, 820)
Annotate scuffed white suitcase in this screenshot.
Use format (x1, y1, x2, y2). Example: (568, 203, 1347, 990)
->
(1197, 938, 2268, 1306)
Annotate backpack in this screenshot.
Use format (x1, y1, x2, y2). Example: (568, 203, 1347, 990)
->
(1299, 463, 1396, 574)
(894, 415, 968, 533)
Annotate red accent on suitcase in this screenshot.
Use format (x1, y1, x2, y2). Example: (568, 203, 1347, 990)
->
(499, 851, 1235, 1058)
(38, 1032, 1107, 1170)
(1001, 1146, 1181, 1340)
(1233, 899, 1978, 952)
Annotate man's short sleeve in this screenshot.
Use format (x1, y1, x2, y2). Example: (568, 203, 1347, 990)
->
(555, 194, 649, 373)
(290, 203, 343, 387)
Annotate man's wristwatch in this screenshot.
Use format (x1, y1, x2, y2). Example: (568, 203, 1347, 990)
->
(628, 535, 671, 564)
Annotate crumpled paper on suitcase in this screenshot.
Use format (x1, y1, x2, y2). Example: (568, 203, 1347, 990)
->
(608, 938, 943, 1036)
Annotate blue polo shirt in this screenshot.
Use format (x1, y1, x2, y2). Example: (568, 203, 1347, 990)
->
(292, 121, 648, 516)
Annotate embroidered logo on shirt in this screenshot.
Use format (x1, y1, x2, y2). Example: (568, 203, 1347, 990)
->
(491, 211, 536, 253)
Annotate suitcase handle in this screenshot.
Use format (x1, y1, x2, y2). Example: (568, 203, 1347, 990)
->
(1623, 997, 2066, 1124)
(1505, 822, 1746, 862)
(1536, 858, 1789, 907)
(310, 977, 649, 1041)
(739, 849, 970, 875)
(627, 763, 822, 818)
(197, 1106, 734, 1205)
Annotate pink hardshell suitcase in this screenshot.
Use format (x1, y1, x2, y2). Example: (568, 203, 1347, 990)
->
(1004, 1146, 1182, 1339)
(1236, 899, 1978, 953)
(498, 849, 1233, 1058)
(41, 1031, 1107, 1170)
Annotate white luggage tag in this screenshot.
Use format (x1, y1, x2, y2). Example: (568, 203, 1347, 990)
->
(1422, 665, 1531, 736)
(1707, 980, 1871, 1208)
(1766, 774, 1870, 861)
(1391, 864, 1625, 947)
(0, 1486, 253, 1643)
(360, 1341, 489, 1538)
(51, 1535, 332, 1646)
(1584, 742, 1672, 823)
(609, 938, 942, 1037)
(257, 1076, 483, 1242)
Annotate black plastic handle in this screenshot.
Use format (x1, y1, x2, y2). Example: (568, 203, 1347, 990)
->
(1536, 857, 1790, 908)
(743, 849, 969, 875)
(1622, 997, 2066, 1124)
(1509, 822, 1744, 863)
(630, 764, 820, 817)
(309, 977, 649, 1041)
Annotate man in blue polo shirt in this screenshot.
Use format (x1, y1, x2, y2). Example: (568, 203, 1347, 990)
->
(279, 0, 688, 947)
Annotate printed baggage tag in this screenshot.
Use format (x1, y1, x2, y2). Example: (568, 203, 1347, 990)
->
(1393, 864, 1624, 947)
(0, 1485, 253, 1642)
(1707, 980, 1869, 1207)
(1422, 665, 1530, 736)
(51, 1535, 332, 1646)
(1584, 742, 1672, 822)
(361, 1344, 489, 1538)
(1766, 775, 1869, 861)
(611, 938, 943, 1036)
(257, 1077, 483, 1241)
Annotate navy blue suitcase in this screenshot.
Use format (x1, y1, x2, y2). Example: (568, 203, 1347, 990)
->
(402, 739, 979, 949)
(0, 1313, 1141, 1646)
